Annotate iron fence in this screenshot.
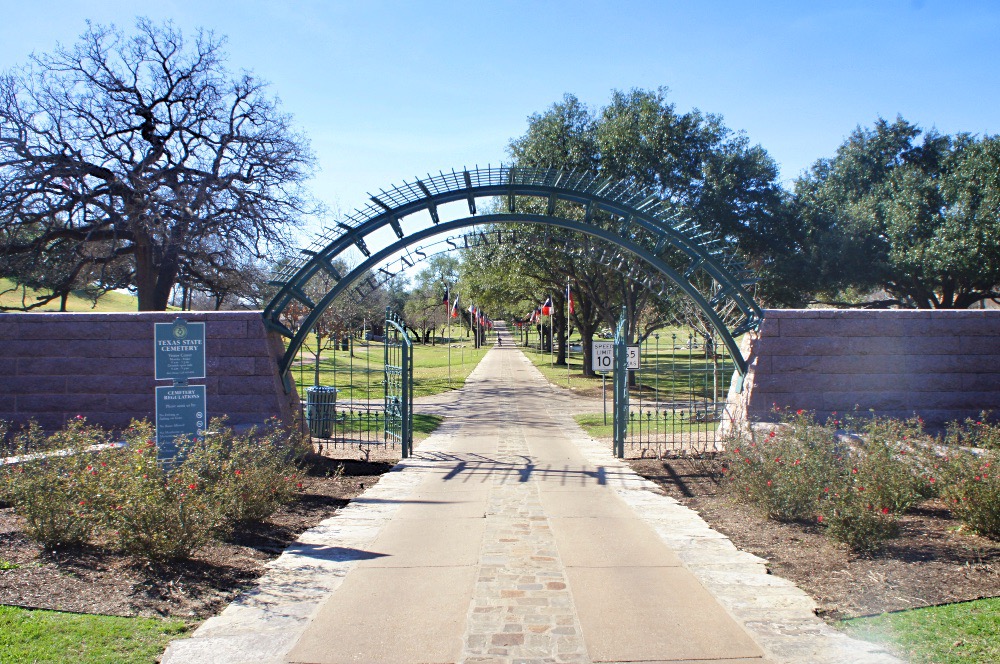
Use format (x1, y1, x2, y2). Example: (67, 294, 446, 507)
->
(622, 330, 737, 457)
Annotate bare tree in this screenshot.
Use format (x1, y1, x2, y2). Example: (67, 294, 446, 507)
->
(0, 19, 315, 310)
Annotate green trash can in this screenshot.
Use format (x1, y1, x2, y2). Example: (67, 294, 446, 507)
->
(305, 386, 339, 438)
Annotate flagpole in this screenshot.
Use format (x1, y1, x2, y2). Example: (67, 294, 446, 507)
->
(566, 279, 571, 386)
(549, 292, 554, 369)
(446, 283, 451, 387)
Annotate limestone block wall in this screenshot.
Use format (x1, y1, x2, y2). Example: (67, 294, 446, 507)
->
(738, 309, 1000, 427)
(0, 311, 298, 432)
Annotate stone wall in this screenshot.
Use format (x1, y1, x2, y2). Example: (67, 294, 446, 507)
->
(0, 311, 298, 432)
(736, 309, 1000, 427)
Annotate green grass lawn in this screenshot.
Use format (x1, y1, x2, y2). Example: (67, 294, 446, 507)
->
(0, 605, 190, 663)
(519, 329, 736, 403)
(290, 337, 490, 401)
(0, 278, 144, 312)
(842, 597, 1000, 663)
(574, 412, 719, 439)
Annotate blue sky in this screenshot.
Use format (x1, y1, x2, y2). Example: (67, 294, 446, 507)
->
(2, 0, 998, 239)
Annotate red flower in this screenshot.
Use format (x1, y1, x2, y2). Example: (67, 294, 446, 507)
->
(929, 477, 936, 484)
(78, 500, 86, 506)
(766, 480, 772, 487)
(796, 409, 804, 415)
(234, 470, 243, 476)
(817, 515, 824, 523)
(852, 467, 858, 474)
(188, 483, 197, 490)
(881, 507, 890, 515)
(857, 486, 865, 492)
(296, 482, 303, 489)
(768, 431, 776, 439)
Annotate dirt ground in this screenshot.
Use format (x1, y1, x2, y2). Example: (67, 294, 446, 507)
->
(2, 450, 998, 624)
(628, 456, 1000, 619)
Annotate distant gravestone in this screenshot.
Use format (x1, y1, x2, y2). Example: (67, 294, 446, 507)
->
(154, 318, 207, 462)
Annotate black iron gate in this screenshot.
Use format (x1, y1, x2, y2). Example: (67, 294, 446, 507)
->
(384, 307, 413, 457)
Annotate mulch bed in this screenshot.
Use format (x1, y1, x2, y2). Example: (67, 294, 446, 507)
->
(628, 456, 1000, 619)
(0, 452, 393, 619)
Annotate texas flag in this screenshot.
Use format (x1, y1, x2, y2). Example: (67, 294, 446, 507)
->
(450, 294, 460, 318)
(566, 283, 575, 315)
(540, 297, 552, 316)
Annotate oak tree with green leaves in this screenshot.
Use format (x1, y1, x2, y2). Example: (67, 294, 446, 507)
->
(793, 117, 1000, 308)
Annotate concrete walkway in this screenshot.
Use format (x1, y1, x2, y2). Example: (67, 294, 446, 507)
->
(162, 338, 901, 664)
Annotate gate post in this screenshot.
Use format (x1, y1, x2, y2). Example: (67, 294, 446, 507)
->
(612, 307, 628, 458)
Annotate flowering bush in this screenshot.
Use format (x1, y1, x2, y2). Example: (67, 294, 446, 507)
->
(723, 411, 932, 552)
(0, 418, 106, 548)
(0, 417, 307, 560)
(944, 412, 1000, 451)
(724, 412, 841, 522)
(178, 418, 308, 530)
(941, 451, 1000, 539)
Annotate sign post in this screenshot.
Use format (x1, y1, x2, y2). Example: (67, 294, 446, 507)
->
(153, 318, 207, 463)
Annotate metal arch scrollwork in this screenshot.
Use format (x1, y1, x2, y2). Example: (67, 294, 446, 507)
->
(263, 166, 763, 391)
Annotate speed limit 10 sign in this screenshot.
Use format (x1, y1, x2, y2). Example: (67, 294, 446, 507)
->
(592, 341, 640, 372)
(592, 341, 613, 372)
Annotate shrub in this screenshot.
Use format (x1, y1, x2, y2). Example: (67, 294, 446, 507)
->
(0, 418, 106, 548)
(1, 417, 307, 561)
(941, 451, 1000, 539)
(94, 422, 225, 560)
(177, 418, 308, 531)
(724, 411, 841, 522)
(99, 419, 306, 559)
(944, 412, 1000, 451)
(724, 410, 928, 552)
(821, 496, 900, 554)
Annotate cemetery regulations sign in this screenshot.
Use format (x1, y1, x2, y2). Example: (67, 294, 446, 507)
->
(153, 318, 207, 461)
(154, 318, 206, 380)
(155, 384, 207, 460)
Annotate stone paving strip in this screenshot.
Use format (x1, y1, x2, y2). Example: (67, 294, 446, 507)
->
(461, 382, 590, 663)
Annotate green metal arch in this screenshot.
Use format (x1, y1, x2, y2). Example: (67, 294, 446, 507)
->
(264, 166, 763, 390)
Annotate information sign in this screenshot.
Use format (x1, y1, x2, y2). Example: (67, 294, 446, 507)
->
(592, 341, 640, 371)
(626, 345, 640, 370)
(154, 318, 206, 381)
(592, 341, 613, 372)
(155, 384, 207, 460)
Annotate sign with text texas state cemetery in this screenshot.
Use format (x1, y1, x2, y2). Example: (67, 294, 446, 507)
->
(154, 318, 206, 381)
(154, 318, 207, 461)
